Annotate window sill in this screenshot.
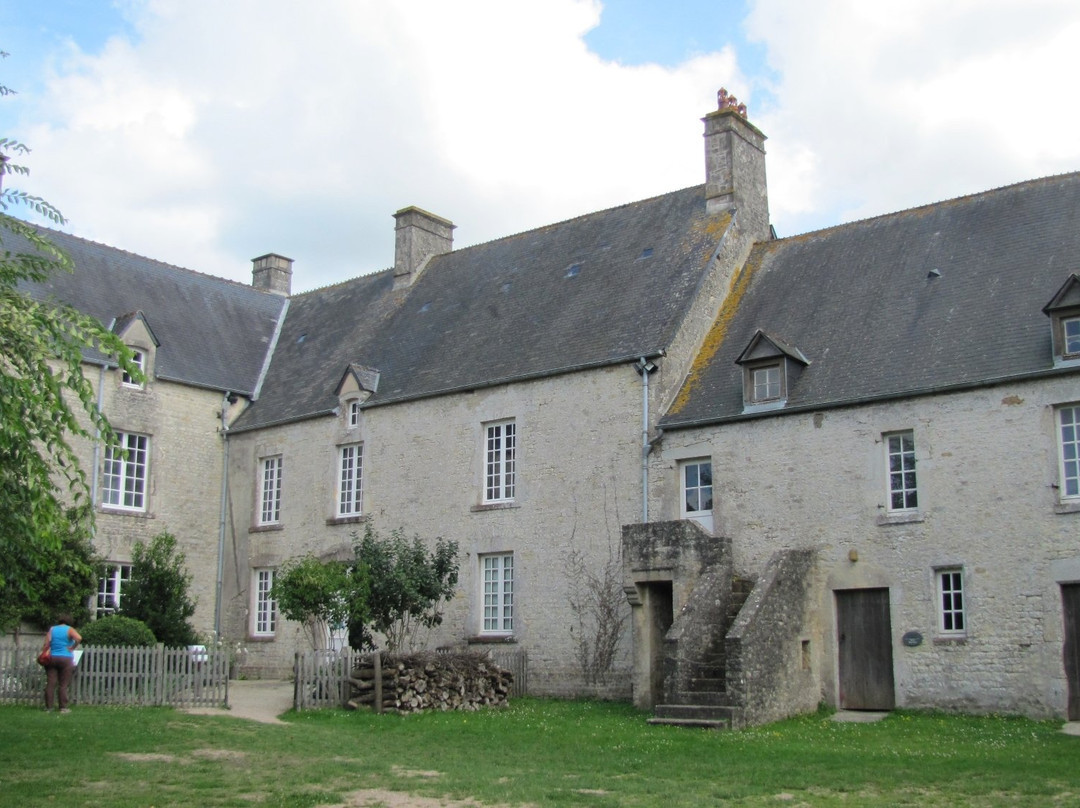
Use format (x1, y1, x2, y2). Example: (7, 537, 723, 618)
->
(249, 523, 284, 533)
(466, 634, 517, 645)
(470, 502, 520, 513)
(246, 635, 276, 643)
(326, 515, 368, 526)
(1054, 500, 1080, 515)
(932, 635, 967, 646)
(876, 511, 923, 526)
(99, 507, 154, 519)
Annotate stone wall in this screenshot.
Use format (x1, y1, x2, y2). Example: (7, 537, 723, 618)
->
(726, 548, 818, 727)
(226, 365, 649, 692)
(654, 376, 1080, 718)
(72, 357, 234, 640)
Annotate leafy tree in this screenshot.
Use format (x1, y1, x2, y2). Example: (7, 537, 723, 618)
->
(81, 614, 157, 647)
(0, 505, 98, 634)
(353, 525, 460, 652)
(118, 531, 199, 647)
(0, 52, 142, 626)
(270, 554, 368, 651)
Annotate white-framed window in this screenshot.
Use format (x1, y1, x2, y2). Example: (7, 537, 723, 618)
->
(482, 553, 514, 633)
(338, 443, 363, 517)
(1059, 405, 1080, 499)
(680, 459, 714, 532)
(259, 455, 283, 524)
(936, 568, 965, 635)
(752, 364, 781, 402)
(484, 420, 516, 503)
(253, 569, 277, 636)
(1065, 317, 1080, 358)
(348, 400, 361, 428)
(121, 349, 145, 388)
(885, 430, 918, 512)
(103, 431, 149, 511)
(96, 563, 133, 616)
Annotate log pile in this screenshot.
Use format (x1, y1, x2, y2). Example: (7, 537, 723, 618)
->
(347, 651, 513, 714)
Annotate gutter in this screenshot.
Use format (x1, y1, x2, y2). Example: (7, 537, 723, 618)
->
(659, 365, 1080, 431)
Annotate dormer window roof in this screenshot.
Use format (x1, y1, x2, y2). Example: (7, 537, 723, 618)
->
(735, 330, 809, 413)
(1042, 274, 1080, 366)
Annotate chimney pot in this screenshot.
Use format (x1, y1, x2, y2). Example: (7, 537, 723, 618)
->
(393, 207, 455, 289)
(251, 253, 293, 296)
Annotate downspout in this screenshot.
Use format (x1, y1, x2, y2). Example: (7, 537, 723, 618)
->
(634, 357, 658, 523)
(90, 363, 107, 507)
(214, 392, 234, 639)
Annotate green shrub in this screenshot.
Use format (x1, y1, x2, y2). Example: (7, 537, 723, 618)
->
(81, 615, 157, 647)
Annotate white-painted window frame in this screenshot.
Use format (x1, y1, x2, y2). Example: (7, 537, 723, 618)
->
(885, 430, 918, 512)
(122, 349, 146, 388)
(752, 364, 781, 402)
(680, 459, 715, 533)
(484, 420, 516, 504)
(102, 431, 149, 511)
(259, 455, 283, 525)
(936, 567, 966, 635)
(96, 563, 133, 617)
(481, 553, 514, 634)
(253, 569, 277, 636)
(337, 443, 363, 517)
(1059, 405, 1080, 500)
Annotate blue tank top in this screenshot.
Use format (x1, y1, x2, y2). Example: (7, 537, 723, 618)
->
(49, 625, 74, 657)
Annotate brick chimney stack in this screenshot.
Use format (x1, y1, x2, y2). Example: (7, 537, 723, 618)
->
(703, 88, 769, 239)
(393, 207, 455, 290)
(251, 253, 293, 296)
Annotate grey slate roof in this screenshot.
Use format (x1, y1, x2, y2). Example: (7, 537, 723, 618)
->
(662, 172, 1080, 429)
(16, 228, 286, 396)
(233, 185, 728, 431)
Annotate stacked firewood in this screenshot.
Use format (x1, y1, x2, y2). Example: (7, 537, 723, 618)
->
(347, 651, 513, 714)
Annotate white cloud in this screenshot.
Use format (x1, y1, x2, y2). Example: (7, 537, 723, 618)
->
(15, 0, 1079, 290)
(17, 0, 744, 290)
(746, 0, 1080, 235)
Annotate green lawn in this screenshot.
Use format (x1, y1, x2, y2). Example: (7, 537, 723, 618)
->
(1, 699, 1077, 807)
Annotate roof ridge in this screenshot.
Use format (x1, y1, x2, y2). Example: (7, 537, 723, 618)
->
(773, 169, 1080, 243)
(27, 220, 277, 296)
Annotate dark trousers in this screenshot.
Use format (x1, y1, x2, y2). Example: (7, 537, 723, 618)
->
(44, 656, 75, 710)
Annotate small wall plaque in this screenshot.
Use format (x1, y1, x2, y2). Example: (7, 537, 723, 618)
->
(902, 631, 923, 647)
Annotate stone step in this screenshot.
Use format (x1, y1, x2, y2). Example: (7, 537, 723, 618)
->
(647, 716, 731, 730)
(688, 676, 726, 693)
(670, 689, 735, 707)
(651, 703, 736, 729)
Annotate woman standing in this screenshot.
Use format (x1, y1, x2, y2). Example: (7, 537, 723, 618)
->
(41, 614, 81, 712)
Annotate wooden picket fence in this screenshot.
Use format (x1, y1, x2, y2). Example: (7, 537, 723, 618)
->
(293, 647, 528, 711)
(0, 643, 228, 708)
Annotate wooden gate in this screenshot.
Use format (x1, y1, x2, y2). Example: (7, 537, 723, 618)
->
(1062, 584, 1080, 720)
(836, 588, 895, 710)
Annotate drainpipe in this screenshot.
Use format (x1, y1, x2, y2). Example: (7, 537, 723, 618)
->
(634, 357, 657, 523)
(90, 363, 107, 507)
(214, 392, 235, 639)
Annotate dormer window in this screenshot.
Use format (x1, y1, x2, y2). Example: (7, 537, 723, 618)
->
(1065, 316, 1080, 357)
(122, 350, 146, 388)
(752, 364, 781, 402)
(735, 330, 809, 414)
(1042, 275, 1080, 366)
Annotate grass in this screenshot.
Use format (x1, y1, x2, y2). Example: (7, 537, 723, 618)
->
(0, 699, 1077, 806)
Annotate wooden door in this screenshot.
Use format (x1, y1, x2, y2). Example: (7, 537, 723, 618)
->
(836, 588, 895, 710)
(1062, 584, 1080, 720)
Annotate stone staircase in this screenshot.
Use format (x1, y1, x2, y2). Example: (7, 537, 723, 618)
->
(648, 576, 755, 730)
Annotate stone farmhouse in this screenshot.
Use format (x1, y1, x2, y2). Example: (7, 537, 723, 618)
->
(15, 93, 1080, 726)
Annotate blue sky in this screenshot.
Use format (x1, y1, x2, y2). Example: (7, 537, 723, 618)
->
(2, 1, 1080, 291)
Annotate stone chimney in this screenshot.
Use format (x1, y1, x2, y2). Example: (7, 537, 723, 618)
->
(703, 88, 769, 238)
(251, 253, 293, 296)
(393, 206, 455, 290)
